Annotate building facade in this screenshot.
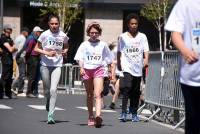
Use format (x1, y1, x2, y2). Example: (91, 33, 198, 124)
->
(82, 0, 150, 43)
(1, 0, 175, 62)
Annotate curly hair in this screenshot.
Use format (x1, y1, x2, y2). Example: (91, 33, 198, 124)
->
(86, 22, 102, 36)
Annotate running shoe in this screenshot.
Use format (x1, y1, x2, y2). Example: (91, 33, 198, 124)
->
(95, 116, 103, 128)
(36, 94, 44, 98)
(26, 93, 37, 98)
(17, 93, 26, 97)
(118, 112, 127, 122)
(88, 117, 95, 126)
(132, 114, 139, 122)
(47, 113, 55, 124)
(109, 102, 115, 109)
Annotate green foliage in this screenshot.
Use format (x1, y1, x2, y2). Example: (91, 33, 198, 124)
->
(140, 0, 172, 50)
(34, 0, 82, 32)
(140, 0, 172, 29)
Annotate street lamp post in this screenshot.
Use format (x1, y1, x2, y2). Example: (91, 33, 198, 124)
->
(0, 0, 3, 34)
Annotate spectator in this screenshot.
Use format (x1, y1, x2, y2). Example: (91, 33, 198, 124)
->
(12, 27, 29, 95)
(0, 24, 18, 99)
(109, 41, 123, 109)
(25, 26, 43, 98)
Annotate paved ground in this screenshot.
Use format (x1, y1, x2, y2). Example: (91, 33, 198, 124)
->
(0, 94, 184, 134)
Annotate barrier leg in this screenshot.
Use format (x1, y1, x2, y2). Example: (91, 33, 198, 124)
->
(66, 88, 69, 94)
(72, 88, 75, 95)
(68, 67, 73, 94)
(137, 103, 146, 114)
(173, 117, 185, 129)
(146, 107, 161, 121)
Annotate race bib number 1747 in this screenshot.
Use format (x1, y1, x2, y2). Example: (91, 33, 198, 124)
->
(87, 55, 102, 65)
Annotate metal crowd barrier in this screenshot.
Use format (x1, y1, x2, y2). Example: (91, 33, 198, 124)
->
(139, 51, 185, 129)
(0, 60, 84, 94)
(57, 64, 85, 94)
(160, 51, 184, 110)
(57, 63, 72, 93)
(70, 65, 85, 94)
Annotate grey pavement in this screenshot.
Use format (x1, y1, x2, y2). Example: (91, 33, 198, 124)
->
(0, 94, 184, 134)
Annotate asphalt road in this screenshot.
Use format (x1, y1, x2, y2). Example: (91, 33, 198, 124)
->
(0, 94, 183, 134)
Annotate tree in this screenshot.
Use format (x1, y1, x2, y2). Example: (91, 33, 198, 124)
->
(140, 0, 172, 51)
(35, 0, 82, 33)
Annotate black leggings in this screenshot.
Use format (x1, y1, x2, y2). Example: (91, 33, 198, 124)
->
(181, 84, 200, 134)
(120, 72, 141, 114)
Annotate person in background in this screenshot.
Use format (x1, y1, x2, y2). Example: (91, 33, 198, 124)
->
(74, 22, 113, 128)
(109, 41, 123, 109)
(101, 50, 115, 109)
(117, 13, 149, 122)
(165, 0, 200, 134)
(25, 26, 43, 98)
(0, 24, 18, 99)
(34, 14, 69, 124)
(12, 27, 29, 95)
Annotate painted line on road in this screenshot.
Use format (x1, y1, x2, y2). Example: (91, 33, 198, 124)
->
(28, 105, 65, 111)
(76, 106, 116, 113)
(0, 104, 13, 109)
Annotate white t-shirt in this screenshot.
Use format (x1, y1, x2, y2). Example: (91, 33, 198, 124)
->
(165, 0, 200, 86)
(14, 34, 26, 58)
(74, 40, 113, 69)
(118, 32, 149, 76)
(38, 29, 69, 67)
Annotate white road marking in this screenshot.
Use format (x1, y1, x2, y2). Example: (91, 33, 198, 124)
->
(28, 105, 65, 111)
(0, 104, 12, 109)
(76, 106, 116, 113)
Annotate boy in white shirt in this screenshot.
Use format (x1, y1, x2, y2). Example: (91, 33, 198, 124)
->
(117, 13, 149, 122)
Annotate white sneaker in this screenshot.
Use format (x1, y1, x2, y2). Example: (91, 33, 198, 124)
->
(37, 94, 44, 98)
(17, 93, 26, 97)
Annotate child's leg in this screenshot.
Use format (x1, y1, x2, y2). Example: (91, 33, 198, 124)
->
(93, 77, 104, 117)
(84, 79, 94, 118)
(112, 78, 120, 103)
(129, 76, 141, 114)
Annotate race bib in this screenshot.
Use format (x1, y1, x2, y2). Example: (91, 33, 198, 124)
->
(126, 47, 139, 54)
(86, 53, 102, 65)
(125, 46, 141, 62)
(192, 28, 200, 53)
(47, 37, 63, 49)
